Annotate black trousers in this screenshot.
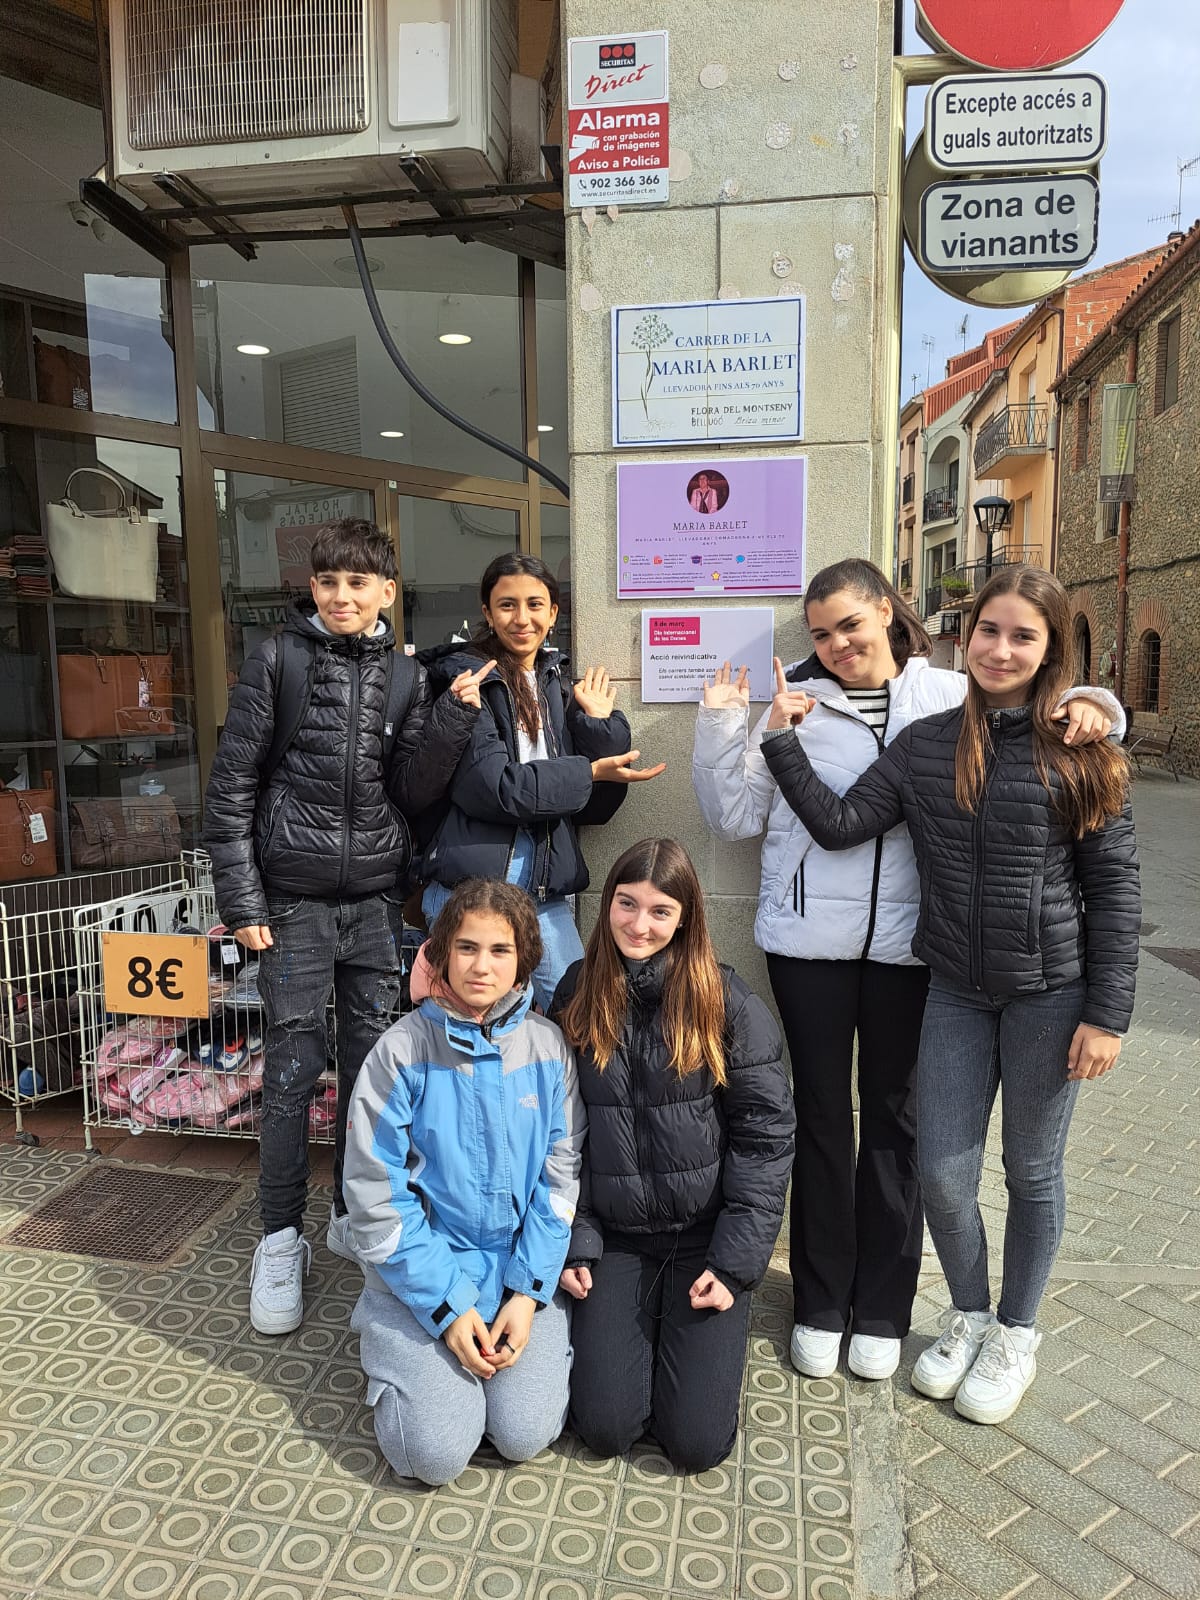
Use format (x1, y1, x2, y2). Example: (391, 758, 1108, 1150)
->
(767, 955, 930, 1338)
(568, 1228, 751, 1475)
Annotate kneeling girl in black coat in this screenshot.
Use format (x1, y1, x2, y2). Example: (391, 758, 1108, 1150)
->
(553, 839, 795, 1474)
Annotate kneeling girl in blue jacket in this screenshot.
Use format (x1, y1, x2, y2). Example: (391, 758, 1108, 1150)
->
(554, 839, 796, 1474)
(343, 878, 585, 1485)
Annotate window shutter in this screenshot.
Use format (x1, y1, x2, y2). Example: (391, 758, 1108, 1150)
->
(277, 340, 361, 455)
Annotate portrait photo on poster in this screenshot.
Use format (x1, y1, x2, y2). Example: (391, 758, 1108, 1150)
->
(685, 469, 730, 514)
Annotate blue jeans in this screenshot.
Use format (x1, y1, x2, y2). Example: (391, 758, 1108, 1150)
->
(916, 976, 1085, 1329)
(256, 893, 402, 1235)
(422, 831, 584, 1010)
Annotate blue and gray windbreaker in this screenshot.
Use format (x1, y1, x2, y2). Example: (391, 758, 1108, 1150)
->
(342, 986, 585, 1337)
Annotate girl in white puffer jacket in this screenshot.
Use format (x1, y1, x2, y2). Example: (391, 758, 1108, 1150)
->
(692, 559, 1121, 1384)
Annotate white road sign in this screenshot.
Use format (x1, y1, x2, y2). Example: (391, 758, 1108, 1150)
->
(926, 71, 1107, 172)
(918, 173, 1099, 274)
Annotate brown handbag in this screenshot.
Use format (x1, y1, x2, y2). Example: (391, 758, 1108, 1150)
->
(68, 795, 181, 871)
(58, 653, 176, 739)
(0, 777, 58, 883)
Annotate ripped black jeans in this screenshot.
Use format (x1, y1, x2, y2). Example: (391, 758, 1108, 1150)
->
(256, 892, 402, 1236)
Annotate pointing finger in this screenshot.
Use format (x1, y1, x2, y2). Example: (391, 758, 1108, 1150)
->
(774, 656, 787, 696)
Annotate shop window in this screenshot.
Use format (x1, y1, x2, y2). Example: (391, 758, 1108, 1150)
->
(396, 495, 520, 655)
(192, 237, 524, 480)
(1095, 498, 1121, 541)
(535, 264, 568, 487)
(540, 502, 572, 666)
(0, 426, 200, 881)
(1074, 393, 1090, 469)
(1155, 313, 1180, 413)
(1139, 630, 1162, 714)
(1073, 615, 1092, 683)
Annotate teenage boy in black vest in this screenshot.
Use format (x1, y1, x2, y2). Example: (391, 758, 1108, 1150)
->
(204, 517, 492, 1334)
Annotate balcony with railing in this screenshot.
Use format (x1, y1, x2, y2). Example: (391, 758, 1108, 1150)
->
(923, 486, 958, 526)
(974, 403, 1050, 477)
(937, 545, 1045, 610)
(901, 472, 916, 506)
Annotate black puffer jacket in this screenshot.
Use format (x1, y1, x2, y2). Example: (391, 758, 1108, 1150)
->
(204, 605, 477, 931)
(417, 644, 632, 898)
(763, 704, 1140, 1032)
(552, 954, 796, 1293)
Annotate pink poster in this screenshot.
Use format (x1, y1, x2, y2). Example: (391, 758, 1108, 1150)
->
(617, 456, 806, 598)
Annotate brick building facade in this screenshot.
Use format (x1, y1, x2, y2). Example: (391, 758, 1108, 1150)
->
(1054, 223, 1200, 775)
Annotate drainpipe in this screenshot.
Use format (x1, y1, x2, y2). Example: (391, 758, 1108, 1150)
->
(1113, 332, 1139, 703)
(1047, 306, 1065, 573)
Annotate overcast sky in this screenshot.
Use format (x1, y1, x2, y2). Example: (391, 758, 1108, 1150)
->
(899, 0, 1200, 397)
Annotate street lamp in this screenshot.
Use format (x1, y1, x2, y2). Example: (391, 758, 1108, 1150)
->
(973, 495, 1013, 578)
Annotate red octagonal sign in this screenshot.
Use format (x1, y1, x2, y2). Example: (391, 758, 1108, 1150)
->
(916, 0, 1127, 71)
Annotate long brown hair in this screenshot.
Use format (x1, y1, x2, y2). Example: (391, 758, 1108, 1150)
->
(559, 839, 728, 1083)
(955, 565, 1128, 836)
(472, 553, 560, 739)
(424, 878, 543, 987)
(804, 558, 932, 669)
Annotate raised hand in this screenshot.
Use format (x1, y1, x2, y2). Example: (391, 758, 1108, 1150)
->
(448, 658, 497, 710)
(765, 657, 816, 731)
(702, 661, 751, 710)
(590, 750, 667, 784)
(573, 666, 616, 719)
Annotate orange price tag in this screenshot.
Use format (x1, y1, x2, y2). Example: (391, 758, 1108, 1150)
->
(101, 931, 210, 1020)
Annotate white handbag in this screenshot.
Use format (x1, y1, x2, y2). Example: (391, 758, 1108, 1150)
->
(46, 466, 159, 603)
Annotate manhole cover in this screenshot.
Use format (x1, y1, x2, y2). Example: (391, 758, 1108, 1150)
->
(1147, 947, 1200, 983)
(0, 1163, 243, 1265)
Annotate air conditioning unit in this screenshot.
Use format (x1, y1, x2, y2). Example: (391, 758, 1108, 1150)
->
(106, 0, 526, 228)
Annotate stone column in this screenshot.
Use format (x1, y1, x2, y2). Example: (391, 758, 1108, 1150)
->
(564, 1, 897, 983)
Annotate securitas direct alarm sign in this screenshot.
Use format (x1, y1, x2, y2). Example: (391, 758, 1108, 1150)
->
(566, 31, 669, 208)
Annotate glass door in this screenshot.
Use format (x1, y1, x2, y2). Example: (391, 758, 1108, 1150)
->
(212, 465, 389, 685)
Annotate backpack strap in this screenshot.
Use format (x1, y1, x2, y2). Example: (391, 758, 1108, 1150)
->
(381, 649, 421, 761)
(261, 632, 315, 784)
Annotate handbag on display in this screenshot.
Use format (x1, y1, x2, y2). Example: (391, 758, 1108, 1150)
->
(68, 794, 181, 871)
(0, 776, 58, 883)
(46, 466, 159, 603)
(58, 651, 176, 739)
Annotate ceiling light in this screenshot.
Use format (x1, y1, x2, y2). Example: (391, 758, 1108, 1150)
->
(537, 424, 554, 433)
(236, 343, 271, 356)
(438, 331, 471, 345)
(380, 430, 405, 438)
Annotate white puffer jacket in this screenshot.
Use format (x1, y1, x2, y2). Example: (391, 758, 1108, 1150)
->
(692, 658, 1124, 966)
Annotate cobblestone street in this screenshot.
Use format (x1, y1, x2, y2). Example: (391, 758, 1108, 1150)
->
(0, 772, 1195, 1600)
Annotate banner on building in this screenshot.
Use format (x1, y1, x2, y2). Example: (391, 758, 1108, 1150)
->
(1098, 382, 1136, 502)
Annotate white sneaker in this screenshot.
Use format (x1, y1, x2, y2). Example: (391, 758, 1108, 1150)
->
(250, 1227, 311, 1334)
(326, 1211, 357, 1261)
(789, 1323, 842, 1378)
(954, 1323, 1040, 1425)
(848, 1333, 901, 1380)
(911, 1308, 997, 1400)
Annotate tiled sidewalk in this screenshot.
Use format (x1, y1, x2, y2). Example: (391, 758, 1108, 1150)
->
(0, 1151, 855, 1600)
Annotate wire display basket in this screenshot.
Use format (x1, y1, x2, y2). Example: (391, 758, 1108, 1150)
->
(75, 862, 342, 1147)
(0, 860, 199, 1143)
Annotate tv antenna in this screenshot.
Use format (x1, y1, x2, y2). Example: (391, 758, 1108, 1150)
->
(921, 333, 936, 386)
(958, 314, 970, 351)
(1148, 153, 1200, 231)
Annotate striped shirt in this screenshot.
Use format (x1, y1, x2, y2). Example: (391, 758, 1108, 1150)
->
(844, 685, 890, 735)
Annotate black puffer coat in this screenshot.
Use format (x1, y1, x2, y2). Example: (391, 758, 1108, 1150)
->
(552, 954, 796, 1294)
(204, 605, 477, 931)
(417, 644, 632, 899)
(763, 704, 1140, 1033)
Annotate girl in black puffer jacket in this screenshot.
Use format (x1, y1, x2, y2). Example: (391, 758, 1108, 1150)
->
(553, 839, 795, 1473)
(762, 566, 1140, 1428)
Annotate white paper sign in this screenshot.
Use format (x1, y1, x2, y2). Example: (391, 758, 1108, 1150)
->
(641, 607, 774, 704)
(613, 298, 805, 447)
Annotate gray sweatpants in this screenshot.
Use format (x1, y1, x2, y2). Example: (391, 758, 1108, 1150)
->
(351, 1287, 572, 1485)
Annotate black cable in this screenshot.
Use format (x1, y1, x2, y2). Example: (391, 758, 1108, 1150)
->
(342, 206, 570, 499)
